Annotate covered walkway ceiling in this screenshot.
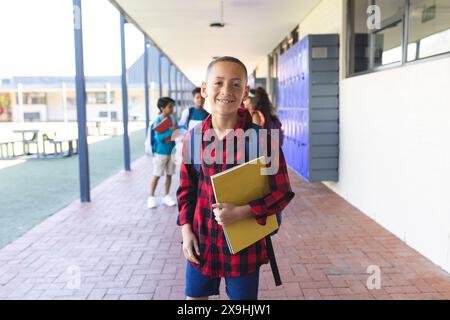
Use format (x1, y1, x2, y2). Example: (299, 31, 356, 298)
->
(111, 0, 320, 85)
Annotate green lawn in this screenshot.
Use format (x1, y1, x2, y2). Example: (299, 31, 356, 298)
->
(0, 129, 146, 248)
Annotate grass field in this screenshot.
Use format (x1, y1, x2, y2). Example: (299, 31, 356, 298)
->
(0, 128, 146, 248)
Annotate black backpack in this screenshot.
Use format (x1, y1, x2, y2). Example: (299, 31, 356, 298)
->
(266, 115, 284, 147)
(187, 107, 209, 130)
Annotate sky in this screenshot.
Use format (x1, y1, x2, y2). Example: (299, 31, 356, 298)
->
(0, 0, 145, 78)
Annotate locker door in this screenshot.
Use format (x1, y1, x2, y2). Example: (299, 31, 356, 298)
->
(299, 36, 310, 109)
(277, 56, 284, 108)
(295, 110, 301, 175)
(294, 110, 301, 174)
(292, 111, 297, 171)
(295, 43, 302, 108)
(302, 109, 310, 180)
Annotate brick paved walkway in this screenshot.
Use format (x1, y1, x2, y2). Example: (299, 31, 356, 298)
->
(1, 156, 450, 300)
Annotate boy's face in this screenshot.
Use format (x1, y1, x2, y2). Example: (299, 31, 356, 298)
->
(193, 93, 204, 108)
(161, 102, 174, 116)
(201, 61, 248, 118)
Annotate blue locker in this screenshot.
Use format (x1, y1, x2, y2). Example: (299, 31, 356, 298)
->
(301, 109, 309, 179)
(277, 34, 339, 182)
(299, 36, 309, 109)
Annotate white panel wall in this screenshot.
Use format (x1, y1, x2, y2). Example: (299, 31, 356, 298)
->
(297, 0, 450, 272)
(325, 56, 450, 272)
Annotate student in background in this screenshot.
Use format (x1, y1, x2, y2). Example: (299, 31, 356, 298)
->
(177, 57, 294, 300)
(179, 87, 210, 131)
(147, 97, 178, 209)
(243, 88, 265, 127)
(244, 86, 284, 146)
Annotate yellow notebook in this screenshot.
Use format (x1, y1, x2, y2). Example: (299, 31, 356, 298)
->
(211, 156, 278, 254)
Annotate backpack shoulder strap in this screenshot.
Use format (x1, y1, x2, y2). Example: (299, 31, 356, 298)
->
(245, 123, 261, 161)
(189, 125, 202, 175)
(187, 107, 194, 122)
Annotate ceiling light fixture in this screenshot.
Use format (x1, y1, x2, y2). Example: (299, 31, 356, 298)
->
(210, 0, 225, 28)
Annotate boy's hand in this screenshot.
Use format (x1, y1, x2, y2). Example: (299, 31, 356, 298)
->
(171, 129, 182, 141)
(212, 203, 250, 226)
(181, 224, 200, 264)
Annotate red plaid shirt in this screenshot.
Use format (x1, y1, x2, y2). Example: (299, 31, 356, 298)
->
(177, 108, 295, 278)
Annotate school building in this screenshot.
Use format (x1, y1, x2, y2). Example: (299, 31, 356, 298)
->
(105, 0, 450, 273)
(0, 47, 195, 124)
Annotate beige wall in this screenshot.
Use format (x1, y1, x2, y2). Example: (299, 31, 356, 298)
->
(251, 0, 346, 79)
(298, 0, 346, 79)
(298, 0, 343, 38)
(254, 56, 269, 79)
(46, 91, 64, 121)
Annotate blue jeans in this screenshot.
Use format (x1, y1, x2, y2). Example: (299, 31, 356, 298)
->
(185, 262, 260, 300)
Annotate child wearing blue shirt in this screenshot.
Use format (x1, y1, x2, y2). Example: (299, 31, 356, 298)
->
(179, 87, 210, 131)
(147, 97, 178, 209)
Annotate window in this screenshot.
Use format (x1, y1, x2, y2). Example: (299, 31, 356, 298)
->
(348, 0, 372, 74)
(347, 0, 450, 76)
(279, 38, 288, 55)
(24, 112, 41, 121)
(374, 18, 404, 66)
(408, 0, 450, 61)
(87, 92, 114, 104)
(21, 92, 47, 105)
(269, 25, 298, 106)
(269, 52, 279, 108)
(98, 111, 117, 120)
(289, 26, 299, 47)
(276, 25, 299, 56)
(373, 0, 405, 67)
(348, 0, 405, 74)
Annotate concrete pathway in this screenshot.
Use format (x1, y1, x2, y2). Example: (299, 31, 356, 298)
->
(1, 156, 450, 300)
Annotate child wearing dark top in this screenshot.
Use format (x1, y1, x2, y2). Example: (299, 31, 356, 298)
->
(177, 57, 294, 300)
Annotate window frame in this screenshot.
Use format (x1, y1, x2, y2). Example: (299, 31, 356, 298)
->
(21, 92, 47, 105)
(87, 91, 114, 105)
(346, 0, 450, 78)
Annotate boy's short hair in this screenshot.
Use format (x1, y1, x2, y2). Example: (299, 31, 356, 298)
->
(192, 87, 201, 97)
(206, 56, 248, 83)
(157, 97, 175, 112)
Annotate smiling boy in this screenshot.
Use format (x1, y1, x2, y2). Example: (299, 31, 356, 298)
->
(176, 56, 294, 300)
